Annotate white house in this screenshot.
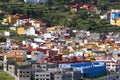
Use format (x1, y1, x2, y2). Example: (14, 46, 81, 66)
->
(4, 31, 10, 36)
(25, 27, 36, 36)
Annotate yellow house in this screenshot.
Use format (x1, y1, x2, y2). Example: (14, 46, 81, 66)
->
(3, 16, 16, 23)
(3, 18, 8, 23)
(8, 16, 12, 23)
(17, 27, 25, 35)
(115, 18, 120, 26)
(3, 16, 12, 23)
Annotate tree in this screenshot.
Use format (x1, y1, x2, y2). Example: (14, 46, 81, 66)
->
(45, 0, 53, 9)
(77, 10, 89, 20)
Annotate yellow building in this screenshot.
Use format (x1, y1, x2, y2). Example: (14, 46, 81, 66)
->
(15, 57, 24, 62)
(8, 16, 12, 23)
(17, 27, 25, 35)
(85, 51, 96, 62)
(3, 18, 8, 23)
(115, 18, 120, 26)
(3, 16, 16, 23)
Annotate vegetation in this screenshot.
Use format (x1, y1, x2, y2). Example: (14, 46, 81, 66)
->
(0, 71, 14, 80)
(0, 0, 120, 32)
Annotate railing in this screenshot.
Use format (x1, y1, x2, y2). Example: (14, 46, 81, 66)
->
(92, 73, 120, 80)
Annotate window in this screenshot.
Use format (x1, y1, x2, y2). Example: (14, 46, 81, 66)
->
(116, 76, 119, 79)
(26, 76, 29, 77)
(35, 53, 38, 55)
(36, 79, 39, 80)
(119, 14, 120, 17)
(27, 52, 31, 54)
(57, 77, 60, 79)
(118, 54, 120, 57)
(20, 75, 22, 77)
(42, 66, 46, 68)
(36, 75, 39, 76)
(46, 74, 49, 76)
(40, 75, 42, 76)
(26, 72, 29, 73)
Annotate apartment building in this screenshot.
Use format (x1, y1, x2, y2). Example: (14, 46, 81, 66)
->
(17, 68, 31, 80)
(54, 70, 81, 80)
(54, 72, 72, 80)
(35, 71, 54, 80)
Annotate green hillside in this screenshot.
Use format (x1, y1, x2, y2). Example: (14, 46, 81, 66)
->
(0, 0, 120, 32)
(0, 72, 14, 80)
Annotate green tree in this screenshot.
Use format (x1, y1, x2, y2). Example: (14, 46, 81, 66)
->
(45, 0, 53, 9)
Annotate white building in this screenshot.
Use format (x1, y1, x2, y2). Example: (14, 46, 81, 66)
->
(25, 27, 36, 36)
(4, 31, 10, 36)
(24, 0, 40, 3)
(29, 20, 46, 28)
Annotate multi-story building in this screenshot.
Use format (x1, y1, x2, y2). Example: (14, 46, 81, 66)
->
(35, 71, 54, 80)
(8, 64, 15, 76)
(32, 63, 81, 80)
(96, 57, 117, 71)
(54, 72, 72, 80)
(54, 70, 81, 80)
(4, 61, 32, 80)
(17, 68, 31, 80)
(59, 62, 106, 78)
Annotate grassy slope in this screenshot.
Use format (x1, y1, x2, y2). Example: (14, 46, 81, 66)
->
(0, 71, 14, 80)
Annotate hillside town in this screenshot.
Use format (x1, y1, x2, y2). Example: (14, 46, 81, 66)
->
(0, 0, 120, 80)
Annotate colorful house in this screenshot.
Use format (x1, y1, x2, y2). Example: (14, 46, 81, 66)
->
(110, 9, 120, 26)
(3, 16, 16, 23)
(17, 27, 25, 35)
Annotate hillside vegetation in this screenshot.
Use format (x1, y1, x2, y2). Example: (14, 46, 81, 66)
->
(0, 0, 120, 32)
(0, 72, 14, 80)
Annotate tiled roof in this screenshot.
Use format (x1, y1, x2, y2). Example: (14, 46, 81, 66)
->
(8, 50, 24, 53)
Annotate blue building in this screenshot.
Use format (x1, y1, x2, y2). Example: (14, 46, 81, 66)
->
(110, 10, 120, 25)
(59, 62, 106, 78)
(110, 12, 120, 19)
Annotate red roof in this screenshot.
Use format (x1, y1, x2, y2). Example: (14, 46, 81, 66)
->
(13, 14, 29, 19)
(72, 4, 82, 9)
